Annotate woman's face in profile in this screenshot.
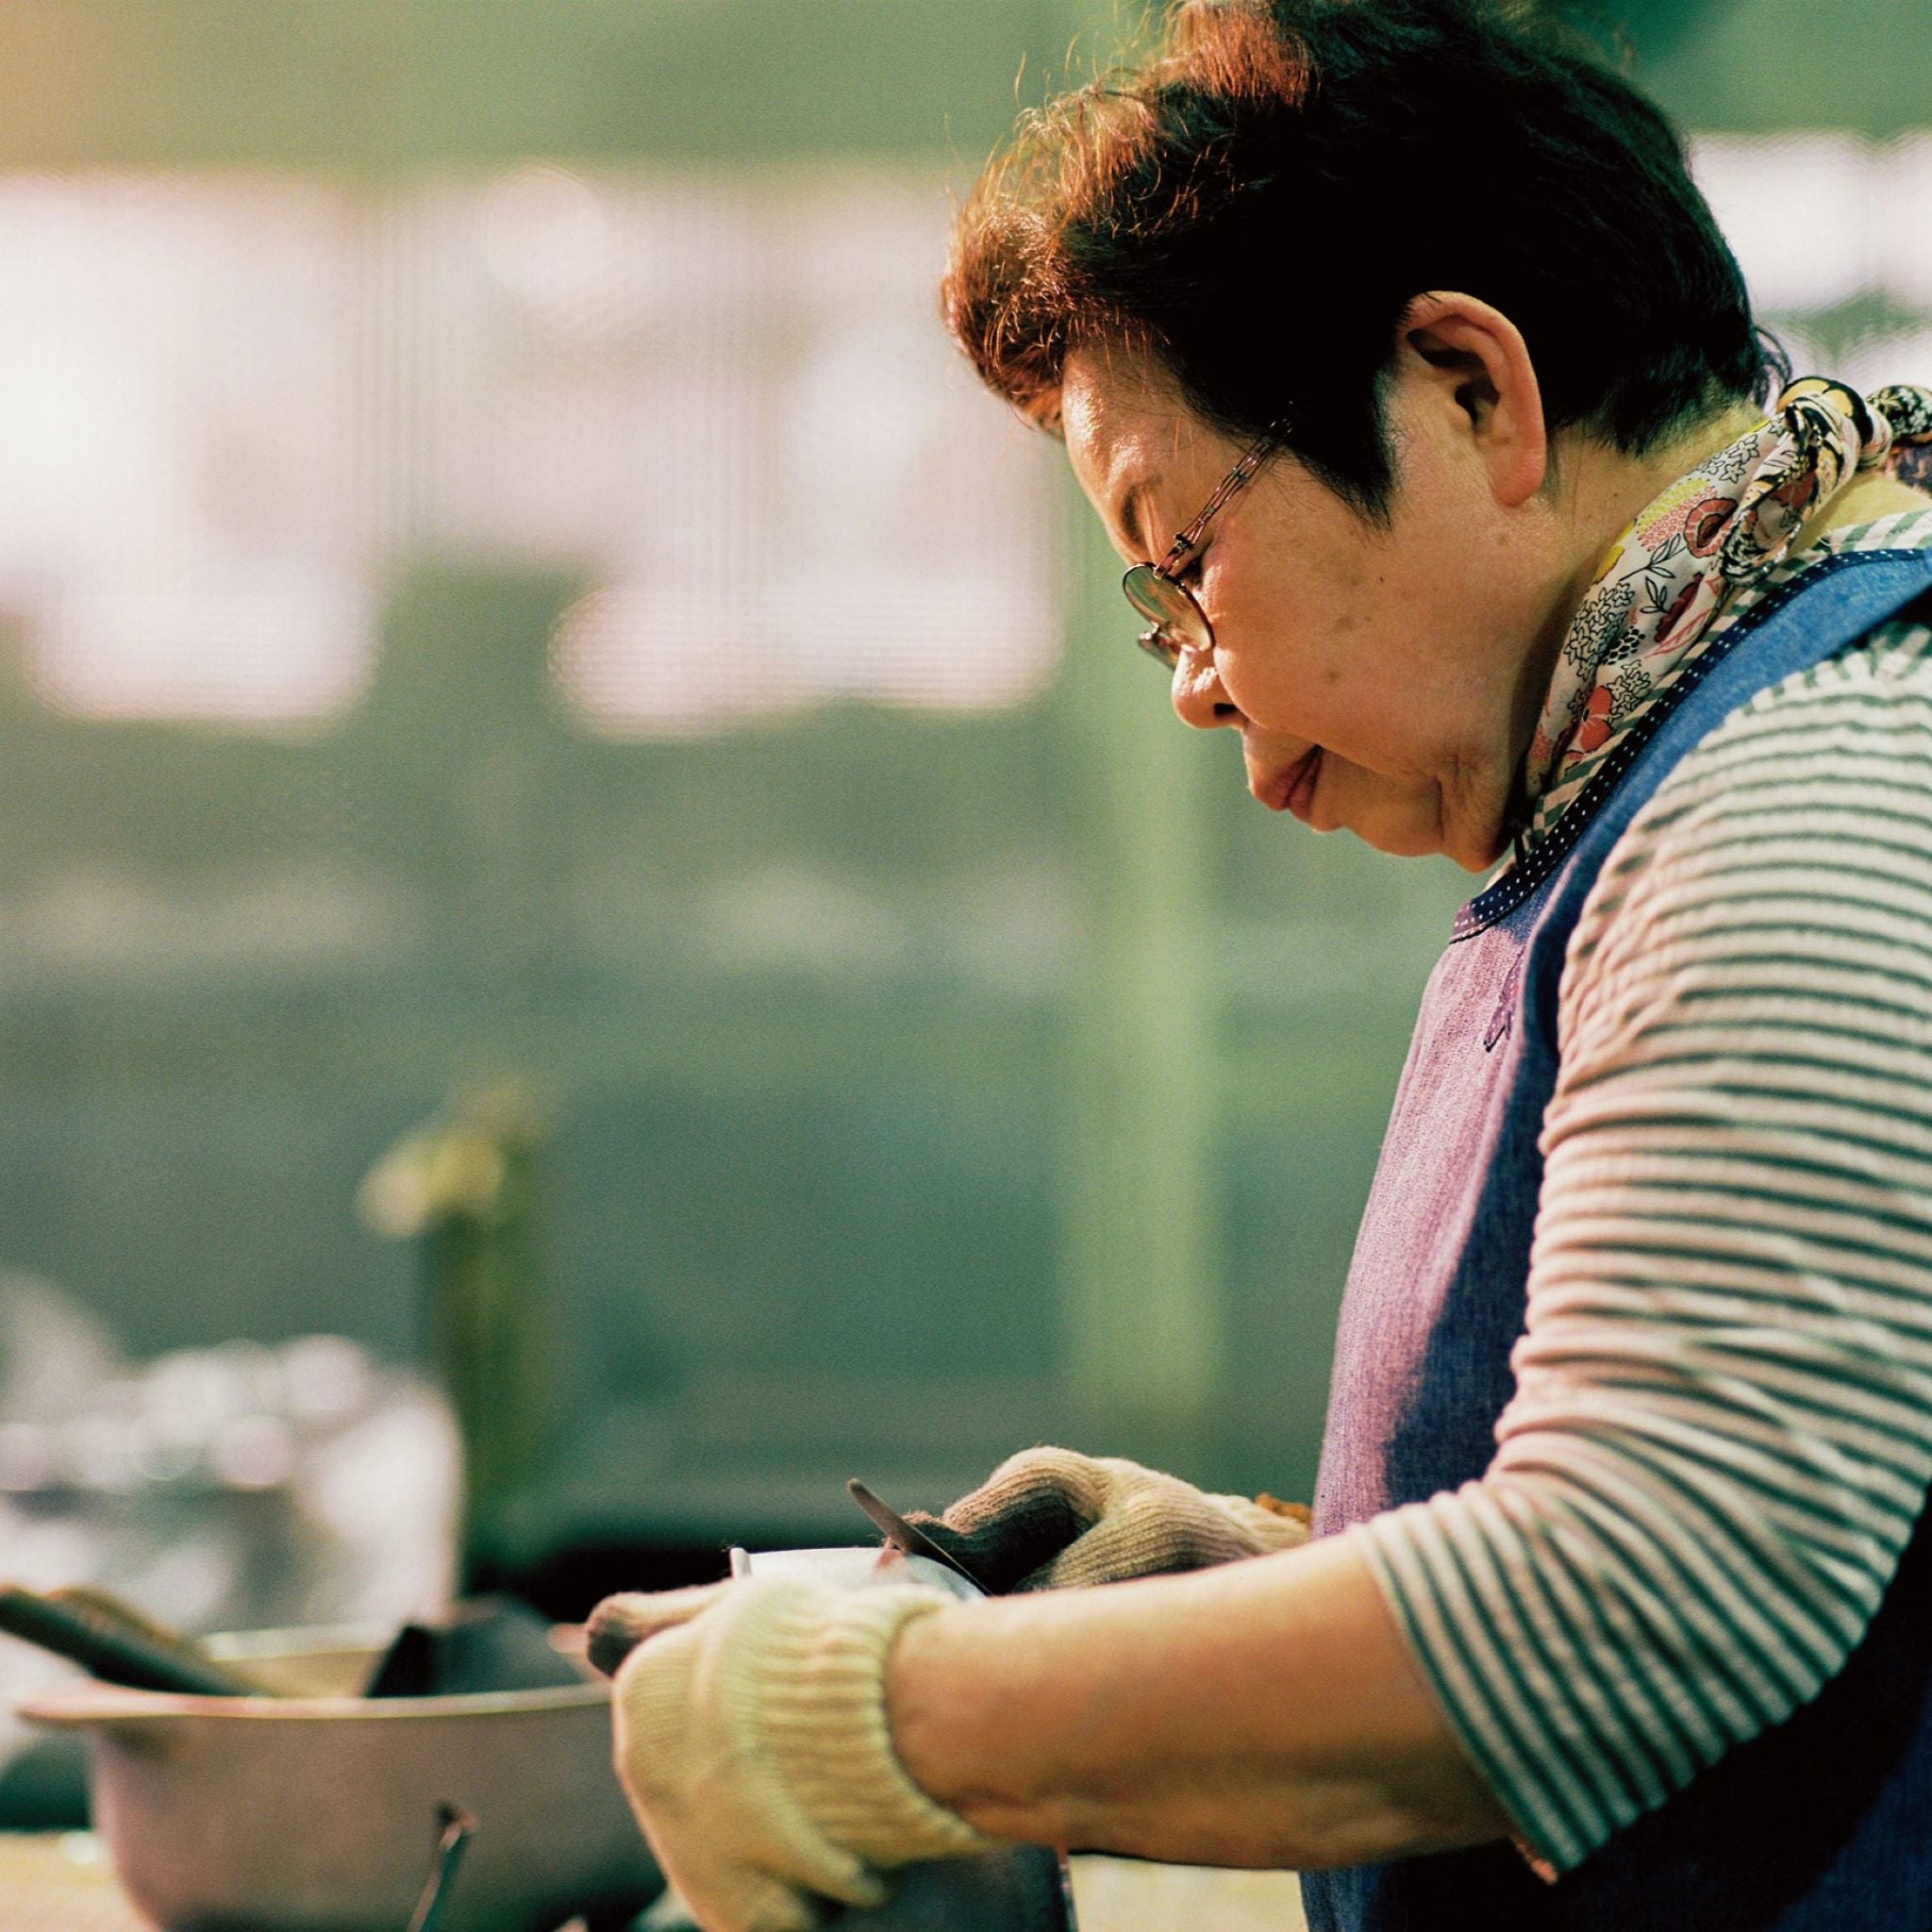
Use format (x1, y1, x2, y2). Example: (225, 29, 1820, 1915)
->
(1058, 342, 1566, 873)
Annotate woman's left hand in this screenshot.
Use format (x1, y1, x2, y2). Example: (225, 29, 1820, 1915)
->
(589, 1575, 991, 1932)
(907, 1447, 1311, 1591)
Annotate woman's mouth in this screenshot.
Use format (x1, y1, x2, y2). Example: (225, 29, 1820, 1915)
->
(1282, 745, 1329, 823)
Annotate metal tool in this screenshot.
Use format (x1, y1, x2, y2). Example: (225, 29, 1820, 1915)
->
(0, 1583, 261, 1697)
(845, 1478, 991, 1594)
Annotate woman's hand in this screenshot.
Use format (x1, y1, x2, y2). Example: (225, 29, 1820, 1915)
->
(905, 1446, 1310, 1591)
(588, 1575, 991, 1932)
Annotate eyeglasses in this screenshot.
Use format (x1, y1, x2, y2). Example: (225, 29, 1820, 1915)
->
(1122, 421, 1289, 670)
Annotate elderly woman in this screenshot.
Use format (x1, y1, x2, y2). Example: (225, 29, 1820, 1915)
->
(590, 2, 1932, 1927)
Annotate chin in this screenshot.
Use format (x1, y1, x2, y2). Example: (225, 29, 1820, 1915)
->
(1347, 797, 1507, 872)
(1366, 832, 1448, 861)
(1349, 815, 1446, 861)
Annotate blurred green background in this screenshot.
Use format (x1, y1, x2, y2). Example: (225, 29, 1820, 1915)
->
(0, 0, 1924, 1591)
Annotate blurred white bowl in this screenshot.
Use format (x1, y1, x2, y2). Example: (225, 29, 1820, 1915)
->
(18, 1624, 659, 1932)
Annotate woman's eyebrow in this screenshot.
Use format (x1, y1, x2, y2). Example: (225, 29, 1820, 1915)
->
(1117, 480, 1155, 558)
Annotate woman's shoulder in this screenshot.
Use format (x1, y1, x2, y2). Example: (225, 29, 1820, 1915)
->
(1561, 608, 1932, 1041)
(1663, 599, 1932, 822)
(1624, 505, 1932, 828)
(1604, 634, 1932, 906)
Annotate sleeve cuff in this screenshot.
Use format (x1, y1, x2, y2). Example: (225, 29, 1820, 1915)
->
(1346, 1509, 1590, 1874)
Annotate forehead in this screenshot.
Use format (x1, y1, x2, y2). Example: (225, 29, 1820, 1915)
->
(1059, 344, 1221, 550)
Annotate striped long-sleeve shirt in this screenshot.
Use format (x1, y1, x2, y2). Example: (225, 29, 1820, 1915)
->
(1355, 508, 1932, 1871)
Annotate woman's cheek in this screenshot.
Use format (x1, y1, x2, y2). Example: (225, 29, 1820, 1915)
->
(1217, 653, 1296, 733)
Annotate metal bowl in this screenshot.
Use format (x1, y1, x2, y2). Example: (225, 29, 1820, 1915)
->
(18, 1624, 660, 1932)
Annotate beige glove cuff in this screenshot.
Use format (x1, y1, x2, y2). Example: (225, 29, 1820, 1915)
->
(756, 1584, 993, 1868)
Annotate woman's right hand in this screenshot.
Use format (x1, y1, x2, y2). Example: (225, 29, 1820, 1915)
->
(905, 1447, 1310, 1592)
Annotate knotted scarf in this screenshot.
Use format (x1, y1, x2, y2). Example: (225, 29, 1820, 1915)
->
(1521, 377, 1932, 855)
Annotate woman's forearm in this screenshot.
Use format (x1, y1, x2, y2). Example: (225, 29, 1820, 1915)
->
(883, 1534, 1515, 1870)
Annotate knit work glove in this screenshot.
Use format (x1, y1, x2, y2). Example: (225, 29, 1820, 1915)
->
(588, 1575, 991, 1932)
(904, 1447, 1311, 1592)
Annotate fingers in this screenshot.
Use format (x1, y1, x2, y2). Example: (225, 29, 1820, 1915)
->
(649, 1865, 828, 1932)
(586, 1579, 734, 1677)
(643, 1865, 828, 1932)
(1217, 1491, 1313, 1553)
(898, 1506, 1078, 1595)
(945, 1447, 1113, 1532)
(1024, 1481, 1268, 1590)
(908, 1448, 1184, 1595)
(901, 1448, 1100, 1594)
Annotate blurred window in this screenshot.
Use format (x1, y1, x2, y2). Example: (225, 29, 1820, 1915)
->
(1690, 133, 1932, 391)
(0, 168, 1058, 731)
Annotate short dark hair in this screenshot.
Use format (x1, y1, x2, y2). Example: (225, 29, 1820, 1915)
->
(942, 0, 1782, 514)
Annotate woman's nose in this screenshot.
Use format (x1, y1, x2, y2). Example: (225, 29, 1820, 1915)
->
(1170, 644, 1241, 730)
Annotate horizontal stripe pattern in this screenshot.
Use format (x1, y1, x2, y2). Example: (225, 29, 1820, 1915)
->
(1357, 512, 1932, 1871)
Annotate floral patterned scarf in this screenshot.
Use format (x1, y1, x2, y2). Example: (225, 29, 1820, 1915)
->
(1519, 377, 1932, 856)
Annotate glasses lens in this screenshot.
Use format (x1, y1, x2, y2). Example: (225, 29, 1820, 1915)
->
(1122, 565, 1209, 668)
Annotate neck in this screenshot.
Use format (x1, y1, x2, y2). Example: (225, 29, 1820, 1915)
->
(1440, 405, 1763, 870)
(1531, 407, 1932, 705)
(1801, 468, 1932, 544)
(1554, 402, 1760, 635)
(1512, 402, 1762, 761)
(1456, 403, 1932, 872)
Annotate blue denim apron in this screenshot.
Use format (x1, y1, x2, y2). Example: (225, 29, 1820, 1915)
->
(1302, 547, 1932, 1932)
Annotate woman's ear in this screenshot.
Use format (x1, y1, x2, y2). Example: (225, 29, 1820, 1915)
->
(1395, 292, 1548, 508)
